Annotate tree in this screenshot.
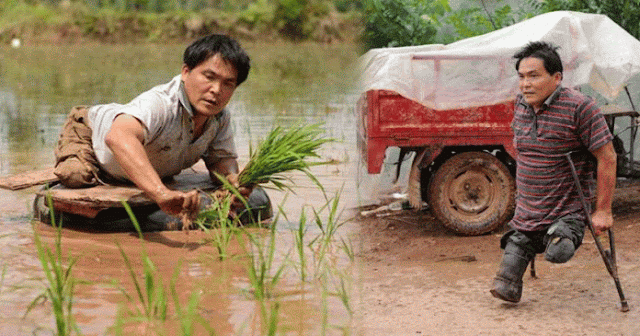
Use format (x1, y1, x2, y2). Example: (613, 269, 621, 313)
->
(532, 0, 640, 39)
(361, 0, 449, 49)
(360, 0, 535, 49)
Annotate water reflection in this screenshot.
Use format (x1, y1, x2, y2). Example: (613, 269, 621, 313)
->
(0, 41, 365, 334)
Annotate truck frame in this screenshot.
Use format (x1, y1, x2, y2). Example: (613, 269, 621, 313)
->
(358, 58, 640, 236)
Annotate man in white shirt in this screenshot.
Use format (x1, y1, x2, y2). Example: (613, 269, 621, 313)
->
(54, 34, 253, 222)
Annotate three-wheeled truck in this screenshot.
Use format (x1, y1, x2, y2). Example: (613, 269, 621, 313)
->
(358, 11, 640, 235)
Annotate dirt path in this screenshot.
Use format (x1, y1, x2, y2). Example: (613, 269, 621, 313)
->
(354, 205, 640, 335)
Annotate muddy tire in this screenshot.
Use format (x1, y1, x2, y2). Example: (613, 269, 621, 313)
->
(427, 151, 515, 235)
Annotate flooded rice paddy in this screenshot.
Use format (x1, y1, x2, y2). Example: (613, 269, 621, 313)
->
(0, 42, 395, 335)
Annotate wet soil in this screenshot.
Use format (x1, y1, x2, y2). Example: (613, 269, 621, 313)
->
(354, 202, 640, 335)
(3, 158, 640, 335)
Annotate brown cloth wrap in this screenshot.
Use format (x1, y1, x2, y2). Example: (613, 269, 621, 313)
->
(54, 106, 103, 188)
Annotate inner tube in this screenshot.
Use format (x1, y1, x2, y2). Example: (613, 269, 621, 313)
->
(33, 187, 273, 232)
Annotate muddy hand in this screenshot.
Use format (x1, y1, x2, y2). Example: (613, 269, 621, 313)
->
(155, 189, 200, 217)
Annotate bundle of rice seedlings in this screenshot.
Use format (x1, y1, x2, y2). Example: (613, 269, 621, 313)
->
(238, 123, 334, 191)
(201, 123, 334, 226)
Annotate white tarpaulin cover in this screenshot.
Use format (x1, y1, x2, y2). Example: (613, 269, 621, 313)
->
(359, 11, 640, 110)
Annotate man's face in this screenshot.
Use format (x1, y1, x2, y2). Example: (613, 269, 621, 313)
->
(181, 54, 238, 117)
(517, 56, 562, 110)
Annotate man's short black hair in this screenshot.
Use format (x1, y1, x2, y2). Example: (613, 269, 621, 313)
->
(183, 34, 251, 86)
(514, 41, 563, 76)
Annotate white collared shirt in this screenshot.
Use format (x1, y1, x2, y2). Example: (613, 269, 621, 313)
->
(89, 75, 237, 181)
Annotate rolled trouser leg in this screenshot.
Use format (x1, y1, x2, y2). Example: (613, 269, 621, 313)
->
(491, 240, 535, 303)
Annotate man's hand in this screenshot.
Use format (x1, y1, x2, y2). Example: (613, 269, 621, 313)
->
(152, 188, 200, 217)
(224, 173, 254, 215)
(591, 209, 613, 236)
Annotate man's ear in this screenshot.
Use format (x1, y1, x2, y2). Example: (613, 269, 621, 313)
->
(180, 64, 191, 79)
(553, 72, 562, 84)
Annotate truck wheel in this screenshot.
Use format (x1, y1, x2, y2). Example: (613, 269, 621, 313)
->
(428, 151, 515, 235)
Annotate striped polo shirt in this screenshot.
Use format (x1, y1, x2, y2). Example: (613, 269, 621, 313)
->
(510, 86, 613, 232)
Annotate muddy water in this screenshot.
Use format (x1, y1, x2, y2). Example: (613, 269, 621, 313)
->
(0, 42, 394, 335)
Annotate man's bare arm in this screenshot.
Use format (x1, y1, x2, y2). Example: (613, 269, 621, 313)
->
(590, 141, 617, 234)
(105, 114, 199, 216)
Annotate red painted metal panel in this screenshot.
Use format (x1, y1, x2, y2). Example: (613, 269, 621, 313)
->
(359, 90, 516, 174)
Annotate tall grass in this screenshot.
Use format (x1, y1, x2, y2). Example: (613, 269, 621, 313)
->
(27, 195, 81, 336)
(308, 192, 347, 278)
(113, 201, 216, 335)
(111, 203, 168, 334)
(243, 217, 290, 301)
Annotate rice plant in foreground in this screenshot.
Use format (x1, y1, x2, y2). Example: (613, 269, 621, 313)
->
(243, 214, 290, 301)
(113, 202, 218, 335)
(27, 194, 81, 336)
(169, 262, 217, 336)
(112, 202, 168, 334)
(195, 194, 242, 261)
(309, 191, 347, 278)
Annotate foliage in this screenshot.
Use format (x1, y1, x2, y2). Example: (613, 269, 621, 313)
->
(362, 0, 640, 50)
(27, 195, 81, 336)
(0, 0, 361, 43)
(361, 0, 448, 48)
(334, 0, 361, 13)
(446, 1, 535, 40)
(360, 0, 536, 48)
(532, 0, 640, 39)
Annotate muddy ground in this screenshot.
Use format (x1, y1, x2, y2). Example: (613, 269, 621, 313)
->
(353, 198, 640, 335)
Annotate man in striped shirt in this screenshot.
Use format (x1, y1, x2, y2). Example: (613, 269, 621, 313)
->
(490, 41, 617, 303)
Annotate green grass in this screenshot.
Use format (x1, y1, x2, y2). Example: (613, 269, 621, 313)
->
(169, 263, 218, 336)
(111, 203, 169, 333)
(243, 217, 290, 301)
(26, 194, 81, 336)
(195, 194, 242, 261)
(21, 153, 354, 335)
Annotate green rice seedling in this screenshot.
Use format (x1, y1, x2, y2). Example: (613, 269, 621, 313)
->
(293, 207, 309, 282)
(330, 269, 353, 317)
(320, 272, 330, 336)
(308, 192, 347, 278)
(243, 217, 290, 301)
(112, 202, 168, 332)
(239, 123, 334, 192)
(339, 236, 356, 263)
(26, 194, 81, 336)
(115, 242, 168, 324)
(312, 191, 345, 245)
(317, 268, 354, 335)
(195, 195, 242, 261)
(259, 300, 280, 336)
(212, 124, 335, 209)
(0, 263, 6, 296)
(169, 263, 217, 336)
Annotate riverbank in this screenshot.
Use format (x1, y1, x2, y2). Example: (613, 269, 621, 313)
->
(0, 1, 363, 46)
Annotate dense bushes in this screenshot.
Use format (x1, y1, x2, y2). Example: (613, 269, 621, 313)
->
(361, 0, 536, 49)
(361, 0, 640, 50)
(0, 0, 362, 43)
